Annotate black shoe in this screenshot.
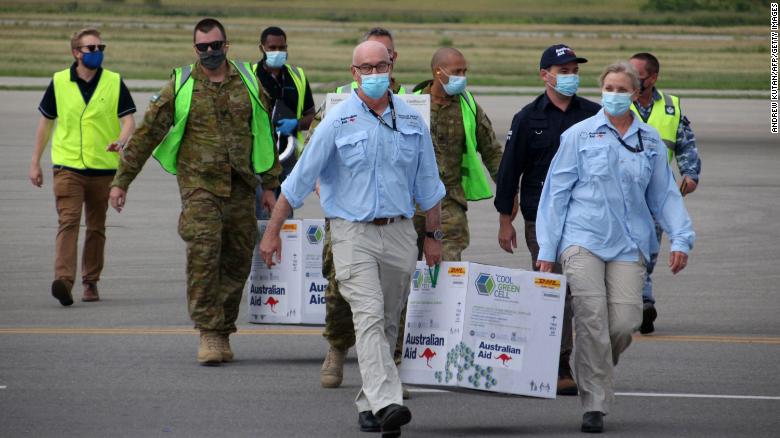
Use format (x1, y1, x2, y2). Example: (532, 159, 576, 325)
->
(358, 411, 381, 433)
(51, 279, 74, 307)
(640, 304, 657, 334)
(581, 411, 604, 433)
(376, 404, 411, 438)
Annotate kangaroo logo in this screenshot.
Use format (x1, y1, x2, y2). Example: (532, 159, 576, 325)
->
(496, 353, 512, 367)
(420, 348, 437, 368)
(264, 297, 280, 313)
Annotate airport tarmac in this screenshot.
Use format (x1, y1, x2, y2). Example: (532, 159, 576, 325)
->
(1, 90, 778, 437)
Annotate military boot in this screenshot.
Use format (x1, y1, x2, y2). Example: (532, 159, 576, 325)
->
(219, 334, 234, 362)
(320, 346, 347, 388)
(197, 331, 222, 366)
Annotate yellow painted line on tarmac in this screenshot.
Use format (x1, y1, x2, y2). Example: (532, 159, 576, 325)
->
(0, 327, 322, 336)
(0, 328, 778, 345)
(633, 334, 780, 345)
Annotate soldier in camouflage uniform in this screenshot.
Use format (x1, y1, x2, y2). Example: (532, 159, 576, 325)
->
(629, 53, 702, 334)
(109, 19, 280, 365)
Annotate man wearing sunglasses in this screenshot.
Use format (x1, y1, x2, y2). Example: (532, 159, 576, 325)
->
(30, 27, 136, 306)
(253, 26, 315, 219)
(260, 40, 444, 437)
(109, 18, 281, 366)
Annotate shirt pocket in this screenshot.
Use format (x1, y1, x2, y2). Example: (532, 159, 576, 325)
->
(580, 146, 610, 179)
(638, 147, 657, 186)
(393, 127, 420, 165)
(335, 130, 368, 170)
(528, 119, 553, 149)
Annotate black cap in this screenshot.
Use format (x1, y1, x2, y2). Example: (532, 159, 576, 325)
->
(539, 44, 588, 70)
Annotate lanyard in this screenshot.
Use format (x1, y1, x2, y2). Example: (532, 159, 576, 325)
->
(427, 263, 440, 288)
(607, 126, 644, 153)
(367, 91, 397, 131)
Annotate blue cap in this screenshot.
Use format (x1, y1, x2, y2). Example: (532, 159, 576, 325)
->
(540, 44, 588, 69)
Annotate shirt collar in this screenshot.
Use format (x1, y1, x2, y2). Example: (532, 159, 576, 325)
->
(595, 108, 642, 138)
(69, 62, 103, 84)
(350, 89, 392, 116)
(539, 90, 580, 112)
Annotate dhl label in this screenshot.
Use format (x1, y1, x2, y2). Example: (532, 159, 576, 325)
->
(534, 277, 561, 289)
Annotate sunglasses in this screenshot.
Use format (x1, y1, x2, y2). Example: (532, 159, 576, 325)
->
(194, 40, 225, 52)
(79, 44, 106, 53)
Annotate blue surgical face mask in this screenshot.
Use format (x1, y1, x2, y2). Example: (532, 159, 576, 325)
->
(601, 91, 633, 116)
(265, 51, 287, 69)
(82, 51, 103, 70)
(360, 73, 390, 99)
(553, 73, 579, 96)
(442, 74, 467, 96)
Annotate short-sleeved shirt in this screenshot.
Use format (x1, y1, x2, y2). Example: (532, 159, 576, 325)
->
(281, 91, 445, 222)
(38, 63, 136, 120)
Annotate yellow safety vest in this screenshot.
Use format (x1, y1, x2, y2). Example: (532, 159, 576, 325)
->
(253, 63, 308, 154)
(52, 68, 121, 170)
(631, 90, 680, 163)
(415, 89, 492, 201)
(152, 61, 275, 175)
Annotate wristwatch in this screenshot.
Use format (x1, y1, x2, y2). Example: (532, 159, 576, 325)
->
(425, 229, 444, 241)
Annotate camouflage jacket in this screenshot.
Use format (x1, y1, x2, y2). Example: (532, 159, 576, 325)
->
(414, 81, 503, 210)
(635, 88, 702, 182)
(112, 60, 281, 197)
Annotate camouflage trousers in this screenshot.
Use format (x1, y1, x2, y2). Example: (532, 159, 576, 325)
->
(178, 180, 258, 335)
(322, 201, 468, 360)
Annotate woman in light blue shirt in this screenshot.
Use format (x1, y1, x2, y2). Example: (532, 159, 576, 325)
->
(536, 62, 695, 433)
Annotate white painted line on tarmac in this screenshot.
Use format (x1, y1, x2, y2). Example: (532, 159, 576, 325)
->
(616, 392, 780, 400)
(409, 389, 780, 400)
(0, 386, 6, 389)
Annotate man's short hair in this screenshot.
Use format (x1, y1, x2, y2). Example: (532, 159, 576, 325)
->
(363, 27, 393, 43)
(260, 26, 287, 45)
(70, 28, 101, 50)
(193, 18, 226, 43)
(630, 52, 660, 76)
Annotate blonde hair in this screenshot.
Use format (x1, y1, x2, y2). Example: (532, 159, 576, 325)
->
(70, 28, 101, 50)
(599, 61, 640, 91)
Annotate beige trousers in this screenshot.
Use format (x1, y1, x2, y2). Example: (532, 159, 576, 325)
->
(330, 218, 418, 414)
(560, 245, 645, 414)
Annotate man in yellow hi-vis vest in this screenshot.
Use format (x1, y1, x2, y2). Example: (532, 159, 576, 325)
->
(109, 18, 281, 365)
(254, 25, 316, 218)
(29, 27, 136, 306)
(629, 52, 702, 335)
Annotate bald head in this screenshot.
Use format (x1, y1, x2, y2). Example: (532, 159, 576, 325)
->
(353, 40, 390, 66)
(431, 47, 465, 71)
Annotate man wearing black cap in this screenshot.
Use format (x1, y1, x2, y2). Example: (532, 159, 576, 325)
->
(494, 44, 600, 396)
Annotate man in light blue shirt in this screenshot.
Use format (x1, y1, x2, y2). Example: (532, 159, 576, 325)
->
(260, 41, 444, 437)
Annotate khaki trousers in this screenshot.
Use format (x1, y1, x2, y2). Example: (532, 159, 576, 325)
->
(560, 245, 645, 414)
(330, 218, 417, 414)
(52, 169, 113, 284)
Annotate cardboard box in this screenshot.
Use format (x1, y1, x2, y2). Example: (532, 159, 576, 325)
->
(246, 219, 327, 325)
(399, 261, 566, 398)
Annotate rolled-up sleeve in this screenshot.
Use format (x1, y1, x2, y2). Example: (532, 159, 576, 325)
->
(536, 130, 579, 262)
(413, 127, 445, 211)
(281, 118, 336, 209)
(646, 138, 696, 254)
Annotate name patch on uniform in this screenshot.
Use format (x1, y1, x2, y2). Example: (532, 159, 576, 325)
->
(333, 114, 358, 127)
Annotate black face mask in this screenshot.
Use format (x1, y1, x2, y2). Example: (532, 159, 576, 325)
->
(199, 49, 226, 70)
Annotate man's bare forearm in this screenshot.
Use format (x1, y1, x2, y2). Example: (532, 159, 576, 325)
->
(266, 193, 293, 235)
(424, 202, 441, 231)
